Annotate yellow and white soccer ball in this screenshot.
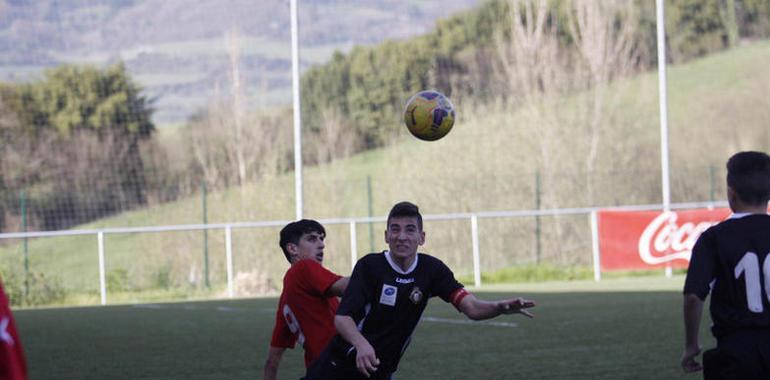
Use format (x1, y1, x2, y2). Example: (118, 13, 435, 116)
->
(403, 90, 455, 141)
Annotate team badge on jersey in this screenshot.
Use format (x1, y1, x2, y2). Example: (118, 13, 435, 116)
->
(409, 286, 423, 305)
(380, 284, 398, 306)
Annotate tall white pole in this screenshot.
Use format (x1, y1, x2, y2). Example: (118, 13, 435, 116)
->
(656, 0, 671, 213)
(291, 0, 303, 220)
(657, 0, 673, 279)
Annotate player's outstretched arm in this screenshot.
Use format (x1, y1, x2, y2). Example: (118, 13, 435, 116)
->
(262, 346, 286, 380)
(681, 293, 704, 373)
(335, 315, 380, 378)
(325, 277, 350, 297)
(457, 293, 536, 320)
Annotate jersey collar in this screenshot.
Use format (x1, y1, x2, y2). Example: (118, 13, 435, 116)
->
(729, 212, 768, 219)
(384, 250, 419, 275)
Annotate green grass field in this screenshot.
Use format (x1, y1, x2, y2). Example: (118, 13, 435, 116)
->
(14, 276, 713, 379)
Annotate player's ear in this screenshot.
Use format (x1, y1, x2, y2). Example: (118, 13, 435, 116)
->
(418, 230, 425, 246)
(286, 243, 299, 261)
(727, 186, 738, 206)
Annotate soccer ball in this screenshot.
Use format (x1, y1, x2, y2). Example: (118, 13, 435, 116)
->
(403, 90, 455, 141)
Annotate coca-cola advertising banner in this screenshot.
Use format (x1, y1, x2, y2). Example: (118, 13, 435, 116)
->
(597, 208, 731, 270)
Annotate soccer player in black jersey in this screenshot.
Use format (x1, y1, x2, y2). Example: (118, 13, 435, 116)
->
(682, 151, 770, 378)
(304, 201, 535, 380)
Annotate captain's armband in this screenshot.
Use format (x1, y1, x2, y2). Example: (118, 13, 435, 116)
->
(449, 288, 470, 309)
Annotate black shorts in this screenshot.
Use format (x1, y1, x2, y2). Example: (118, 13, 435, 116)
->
(302, 346, 393, 380)
(704, 330, 770, 380)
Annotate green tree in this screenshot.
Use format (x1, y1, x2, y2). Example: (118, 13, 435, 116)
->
(0, 63, 155, 231)
(299, 0, 769, 156)
(21, 63, 153, 137)
(739, 0, 770, 37)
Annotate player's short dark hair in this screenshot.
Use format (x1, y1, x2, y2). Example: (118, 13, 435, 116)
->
(726, 151, 770, 206)
(279, 219, 326, 263)
(387, 201, 423, 231)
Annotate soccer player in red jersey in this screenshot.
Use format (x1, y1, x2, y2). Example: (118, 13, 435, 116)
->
(263, 219, 349, 380)
(0, 280, 28, 380)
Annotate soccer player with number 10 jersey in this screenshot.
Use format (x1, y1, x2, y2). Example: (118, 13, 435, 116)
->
(682, 151, 770, 378)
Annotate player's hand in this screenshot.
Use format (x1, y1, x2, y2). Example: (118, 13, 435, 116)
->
(680, 345, 703, 373)
(354, 341, 380, 378)
(499, 297, 536, 318)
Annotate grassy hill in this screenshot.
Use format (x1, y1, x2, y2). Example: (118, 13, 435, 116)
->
(1, 40, 769, 306)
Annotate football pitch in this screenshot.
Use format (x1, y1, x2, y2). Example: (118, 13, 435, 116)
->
(15, 277, 710, 379)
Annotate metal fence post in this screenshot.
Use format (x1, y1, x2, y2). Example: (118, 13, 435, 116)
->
(590, 211, 601, 282)
(20, 190, 29, 303)
(535, 170, 542, 264)
(471, 215, 481, 287)
(202, 181, 210, 289)
(366, 176, 374, 253)
(350, 221, 357, 270)
(98, 231, 107, 305)
(709, 165, 716, 203)
(225, 225, 233, 298)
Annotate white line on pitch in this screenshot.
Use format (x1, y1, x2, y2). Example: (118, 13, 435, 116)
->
(421, 316, 518, 328)
(133, 304, 163, 309)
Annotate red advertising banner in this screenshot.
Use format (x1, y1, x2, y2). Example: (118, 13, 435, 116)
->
(597, 208, 732, 271)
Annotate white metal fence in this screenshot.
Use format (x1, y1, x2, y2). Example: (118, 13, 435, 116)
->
(0, 200, 726, 306)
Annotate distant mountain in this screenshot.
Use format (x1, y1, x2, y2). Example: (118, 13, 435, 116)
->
(0, 0, 480, 124)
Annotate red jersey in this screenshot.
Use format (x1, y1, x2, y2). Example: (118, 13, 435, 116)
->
(0, 281, 27, 380)
(269, 259, 341, 367)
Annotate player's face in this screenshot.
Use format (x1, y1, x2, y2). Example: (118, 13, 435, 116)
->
(385, 216, 425, 260)
(290, 232, 326, 263)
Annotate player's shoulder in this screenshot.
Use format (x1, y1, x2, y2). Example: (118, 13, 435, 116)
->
(352, 252, 390, 272)
(415, 253, 453, 274)
(417, 253, 446, 266)
(711, 214, 770, 233)
(286, 259, 326, 277)
(358, 252, 388, 265)
(290, 258, 317, 270)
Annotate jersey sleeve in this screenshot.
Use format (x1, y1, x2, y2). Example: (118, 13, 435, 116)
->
(683, 228, 717, 300)
(337, 257, 373, 322)
(269, 304, 297, 349)
(296, 260, 343, 297)
(430, 257, 465, 303)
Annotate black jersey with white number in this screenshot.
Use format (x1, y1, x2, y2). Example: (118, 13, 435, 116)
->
(684, 214, 770, 338)
(330, 251, 464, 374)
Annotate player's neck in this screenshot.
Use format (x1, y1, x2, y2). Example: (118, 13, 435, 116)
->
(392, 254, 416, 273)
(731, 201, 769, 215)
(732, 205, 768, 214)
(728, 189, 768, 214)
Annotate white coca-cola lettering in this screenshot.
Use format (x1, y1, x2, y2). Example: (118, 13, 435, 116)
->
(638, 212, 718, 265)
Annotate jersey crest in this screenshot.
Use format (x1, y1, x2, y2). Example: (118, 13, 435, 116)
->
(409, 286, 423, 304)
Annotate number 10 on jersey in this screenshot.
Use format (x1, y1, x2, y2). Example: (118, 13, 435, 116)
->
(735, 251, 770, 313)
